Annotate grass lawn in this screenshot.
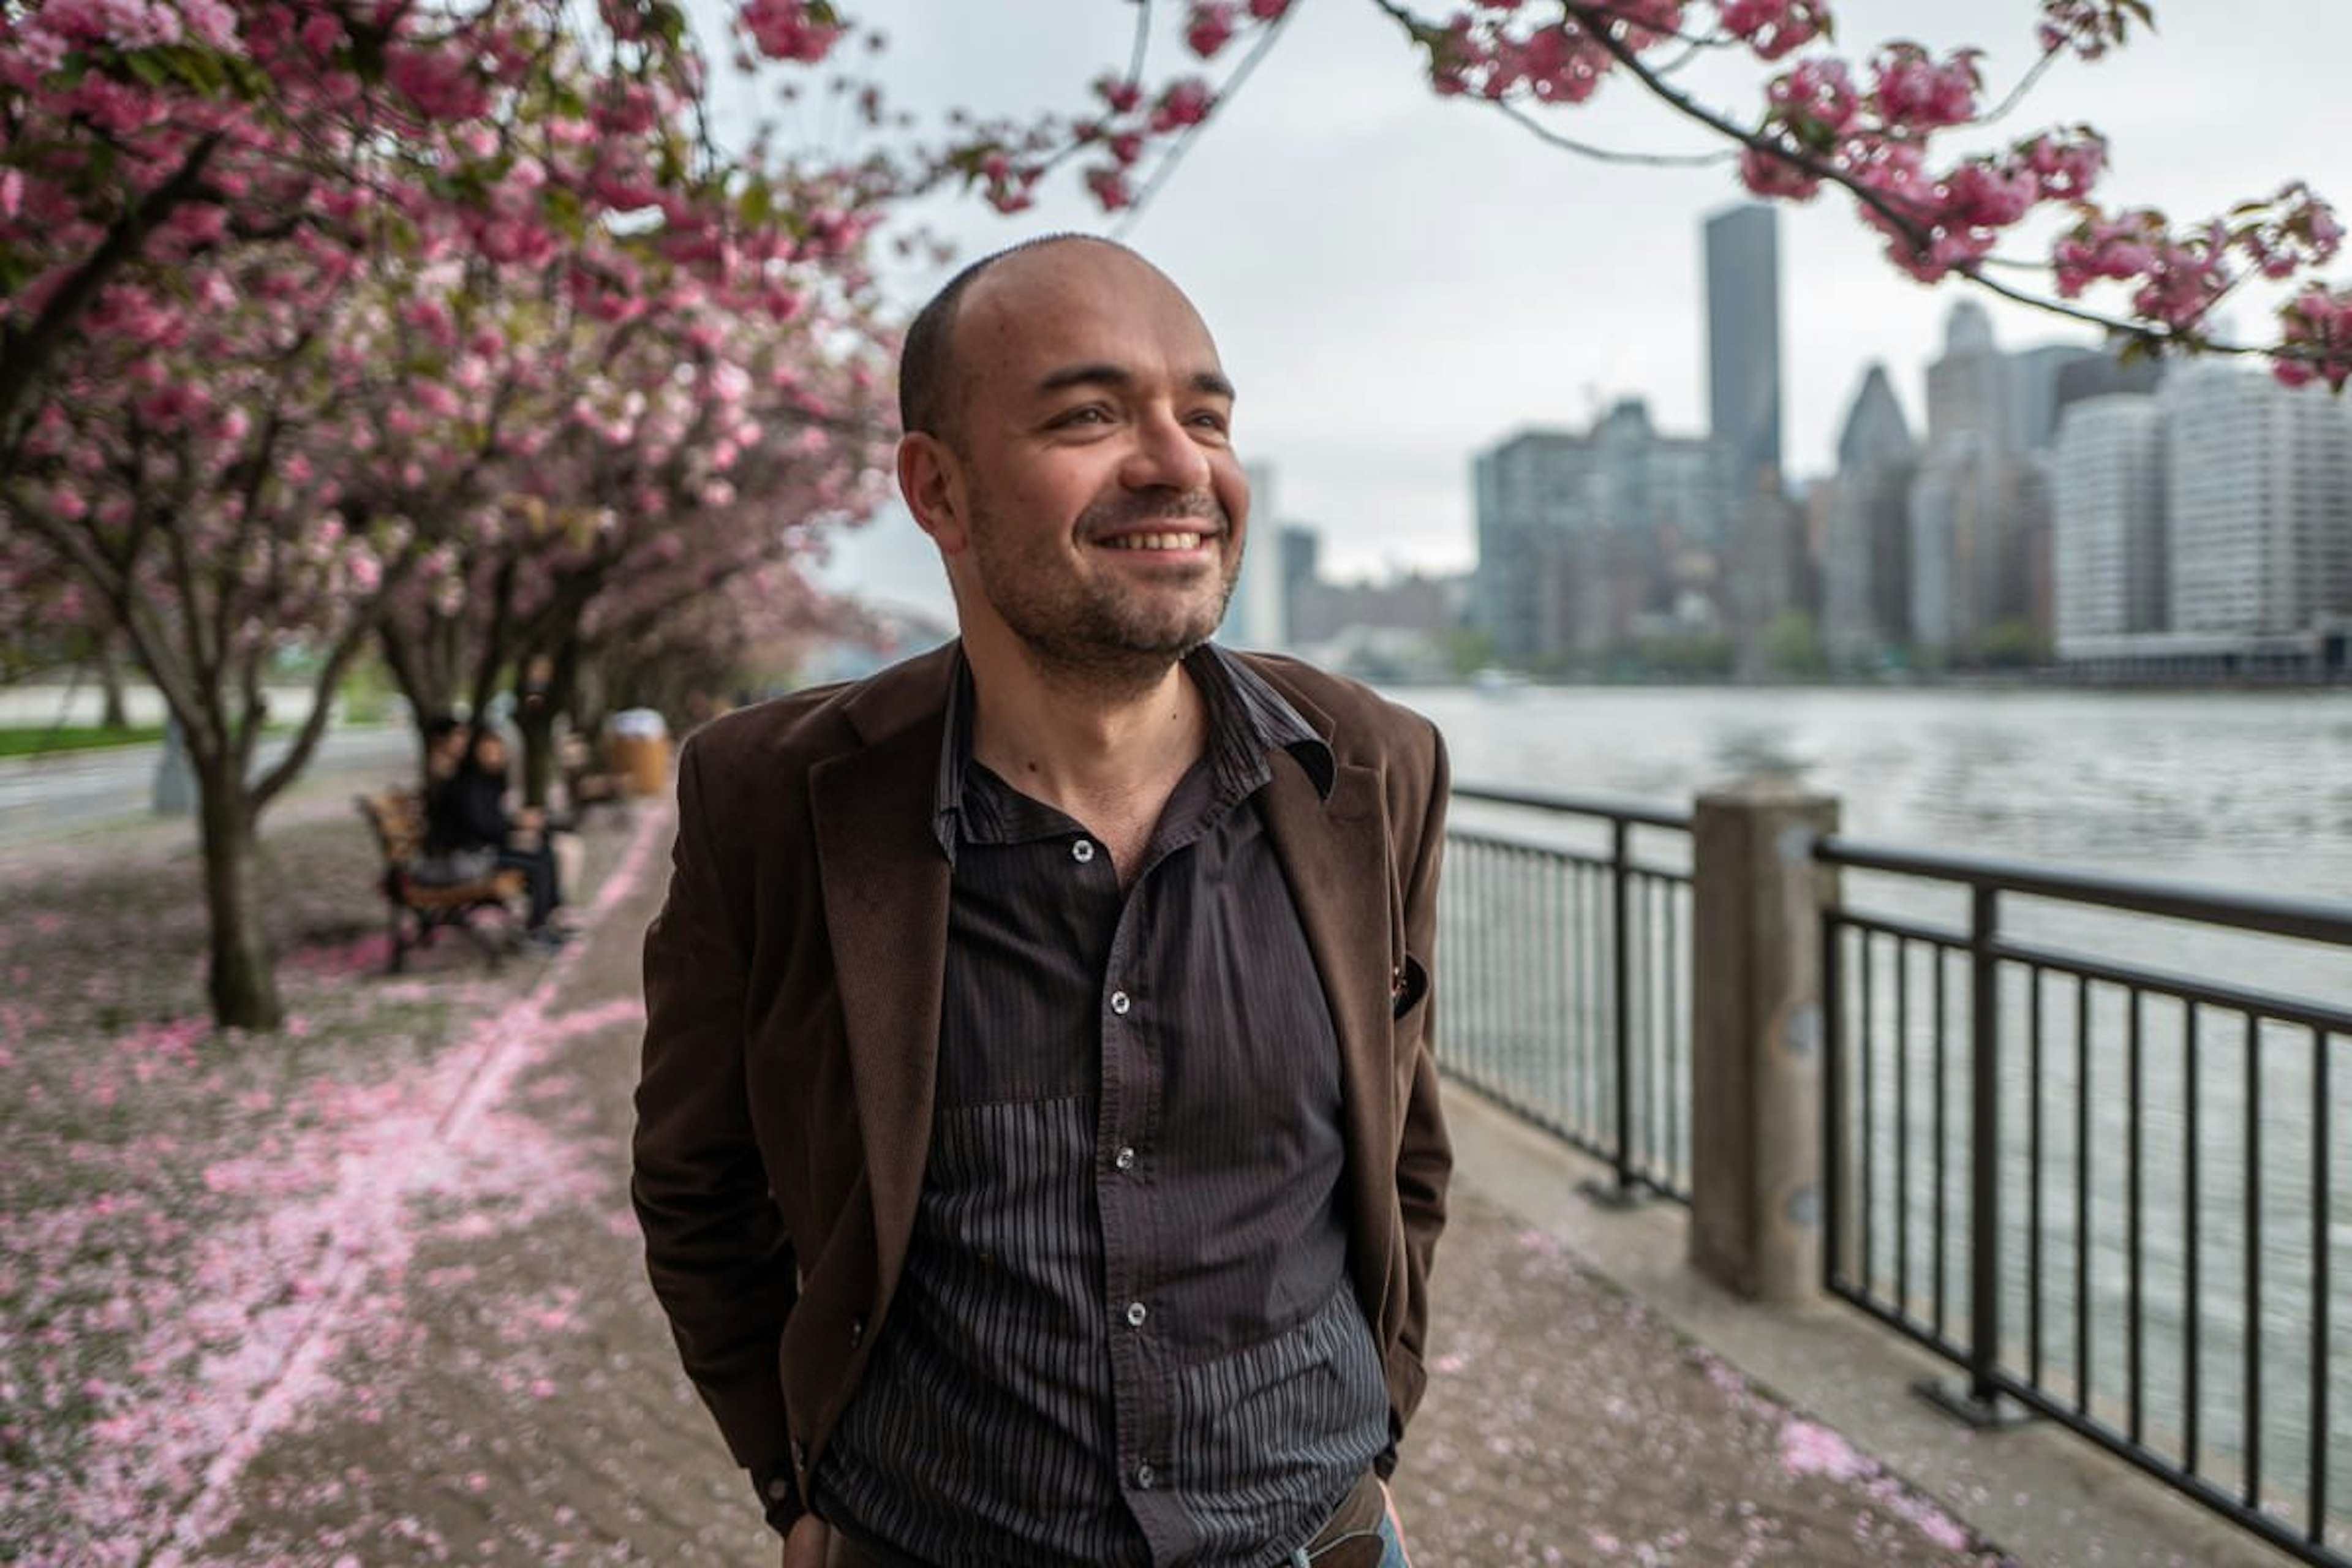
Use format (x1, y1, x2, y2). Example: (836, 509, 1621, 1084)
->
(0, 725, 167, 758)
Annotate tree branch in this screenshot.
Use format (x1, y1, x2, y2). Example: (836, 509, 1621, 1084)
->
(0, 133, 226, 450)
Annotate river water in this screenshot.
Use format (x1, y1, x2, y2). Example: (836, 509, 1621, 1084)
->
(1404, 680, 2352, 1539)
(1410, 682, 2352, 900)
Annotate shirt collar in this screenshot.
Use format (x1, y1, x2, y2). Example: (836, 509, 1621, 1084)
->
(930, 643, 1334, 864)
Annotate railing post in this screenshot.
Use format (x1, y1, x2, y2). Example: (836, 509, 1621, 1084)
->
(1689, 777, 1839, 1303)
(1820, 896, 1843, 1296)
(1610, 817, 1636, 1194)
(1969, 885, 2003, 1406)
(1919, 884, 2029, 1427)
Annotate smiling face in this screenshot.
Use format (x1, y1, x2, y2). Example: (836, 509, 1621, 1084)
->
(899, 239, 1248, 690)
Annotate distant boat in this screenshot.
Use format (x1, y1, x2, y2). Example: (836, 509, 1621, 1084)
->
(1471, 666, 1529, 694)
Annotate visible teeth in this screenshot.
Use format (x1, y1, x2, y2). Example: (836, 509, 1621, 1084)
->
(1104, 532, 1204, 550)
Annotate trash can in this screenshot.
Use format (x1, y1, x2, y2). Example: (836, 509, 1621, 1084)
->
(606, 708, 672, 797)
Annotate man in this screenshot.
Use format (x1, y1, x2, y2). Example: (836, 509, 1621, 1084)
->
(633, 235, 1449, 1567)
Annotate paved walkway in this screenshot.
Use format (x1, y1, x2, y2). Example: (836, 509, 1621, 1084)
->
(6, 788, 2274, 1566)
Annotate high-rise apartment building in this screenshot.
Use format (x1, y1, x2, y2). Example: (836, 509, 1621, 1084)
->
(2163, 364, 2352, 636)
(1472, 429, 1600, 662)
(1925, 301, 2007, 453)
(1704, 204, 1783, 502)
(1471, 402, 1732, 664)
(1221, 459, 1288, 649)
(1820, 363, 1919, 665)
(1910, 303, 2059, 661)
(1276, 525, 1321, 647)
(2052, 396, 2167, 652)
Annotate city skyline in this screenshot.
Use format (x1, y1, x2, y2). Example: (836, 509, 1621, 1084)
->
(783, 0, 2352, 615)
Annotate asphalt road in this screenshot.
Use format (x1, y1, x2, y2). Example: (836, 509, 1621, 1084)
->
(0, 726, 415, 847)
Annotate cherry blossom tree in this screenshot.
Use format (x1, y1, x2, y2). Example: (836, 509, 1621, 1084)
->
(372, 228, 897, 804)
(0, 1, 891, 1028)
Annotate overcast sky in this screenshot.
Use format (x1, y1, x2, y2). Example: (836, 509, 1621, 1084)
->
(709, 1, 2352, 616)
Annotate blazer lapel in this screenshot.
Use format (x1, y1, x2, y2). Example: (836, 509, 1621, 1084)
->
(1258, 753, 1401, 1315)
(810, 683, 953, 1300)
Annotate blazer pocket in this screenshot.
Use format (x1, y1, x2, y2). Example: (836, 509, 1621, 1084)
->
(1389, 954, 1428, 1020)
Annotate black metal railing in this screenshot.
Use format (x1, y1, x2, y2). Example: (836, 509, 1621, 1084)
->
(1439, 786, 1694, 1202)
(1819, 837, 2352, 1567)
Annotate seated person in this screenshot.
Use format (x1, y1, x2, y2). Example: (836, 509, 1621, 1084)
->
(558, 729, 623, 815)
(426, 727, 570, 948)
(422, 712, 469, 786)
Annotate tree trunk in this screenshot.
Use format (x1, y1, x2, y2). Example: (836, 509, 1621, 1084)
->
(96, 637, 129, 730)
(195, 761, 283, 1030)
(516, 698, 557, 809)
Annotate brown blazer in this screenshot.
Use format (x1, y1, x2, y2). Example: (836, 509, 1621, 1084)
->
(631, 641, 1451, 1507)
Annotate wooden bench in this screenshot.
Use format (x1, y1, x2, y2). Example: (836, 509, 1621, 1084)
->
(355, 790, 528, 973)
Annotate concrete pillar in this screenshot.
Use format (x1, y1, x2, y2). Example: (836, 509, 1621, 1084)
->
(1689, 777, 1839, 1303)
(152, 716, 195, 817)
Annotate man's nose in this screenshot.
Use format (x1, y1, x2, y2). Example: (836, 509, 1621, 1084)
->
(1120, 405, 1214, 492)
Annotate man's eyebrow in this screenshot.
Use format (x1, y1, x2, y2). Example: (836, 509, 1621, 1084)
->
(1033, 363, 1237, 401)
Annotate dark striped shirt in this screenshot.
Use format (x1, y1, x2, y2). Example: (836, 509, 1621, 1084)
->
(813, 646, 1389, 1566)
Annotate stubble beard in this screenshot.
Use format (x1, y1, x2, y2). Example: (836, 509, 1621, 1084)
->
(968, 486, 1240, 698)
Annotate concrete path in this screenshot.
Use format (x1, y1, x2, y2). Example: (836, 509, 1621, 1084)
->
(7, 788, 2286, 1566)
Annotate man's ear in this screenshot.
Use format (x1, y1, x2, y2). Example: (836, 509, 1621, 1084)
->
(897, 432, 970, 556)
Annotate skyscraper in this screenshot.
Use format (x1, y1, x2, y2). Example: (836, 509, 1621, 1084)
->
(1221, 459, 1288, 649)
(2163, 364, 2352, 636)
(1704, 204, 1784, 501)
(2052, 395, 2167, 651)
(1909, 302, 2060, 662)
(1820, 363, 1918, 665)
(1471, 404, 1732, 664)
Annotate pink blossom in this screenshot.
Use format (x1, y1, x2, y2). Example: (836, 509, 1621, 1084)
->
(2275, 285, 2352, 391)
(2130, 233, 2230, 331)
(597, 82, 659, 137)
(2231, 181, 2344, 281)
(1871, 45, 1980, 131)
(1148, 78, 1216, 134)
(1185, 2, 1237, 59)
(2018, 130, 2106, 202)
(1766, 58, 1859, 140)
(1092, 75, 1143, 115)
(1739, 145, 1820, 202)
(1937, 160, 2038, 230)
(384, 45, 489, 123)
(297, 12, 342, 57)
(739, 0, 842, 63)
(2053, 210, 2161, 296)
(1779, 1416, 1871, 1482)
(2037, 0, 2132, 60)
(1716, 0, 1825, 61)
(1608, 0, 1689, 43)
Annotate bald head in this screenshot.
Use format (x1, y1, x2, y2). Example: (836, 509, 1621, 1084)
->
(898, 235, 1196, 451)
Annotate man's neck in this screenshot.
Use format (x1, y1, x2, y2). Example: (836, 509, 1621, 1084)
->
(965, 643, 1209, 881)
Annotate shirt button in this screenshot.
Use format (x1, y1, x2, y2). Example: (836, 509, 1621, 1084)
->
(1109, 990, 1131, 1016)
(1125, 1300, 1148, 1328)
(1114, 1146, 1136, 1172)
(1135, 1461, 1156, 1488)
(1071, 839, 1096, 864)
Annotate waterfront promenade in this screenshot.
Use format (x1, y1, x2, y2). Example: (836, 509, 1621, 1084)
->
(0, 773, 2290, 1565)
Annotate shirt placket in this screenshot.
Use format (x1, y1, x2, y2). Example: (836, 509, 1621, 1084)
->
(1095, 840, 1175, 1542)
